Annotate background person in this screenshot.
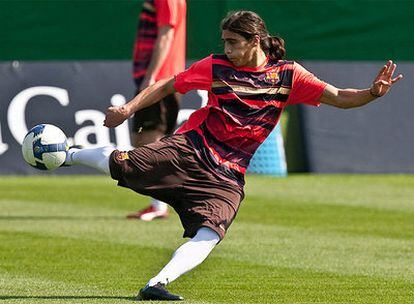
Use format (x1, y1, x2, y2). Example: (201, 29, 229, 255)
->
(64, 10, 402, 301)
(128, 0, 186, 221)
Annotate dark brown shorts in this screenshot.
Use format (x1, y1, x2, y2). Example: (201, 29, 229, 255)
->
(109, 134, 244, 240)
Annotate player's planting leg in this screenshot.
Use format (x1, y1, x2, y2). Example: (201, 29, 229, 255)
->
(137, 227, 220, 301)
(65, 146, 115, 174)
(147, 227, 220, 285)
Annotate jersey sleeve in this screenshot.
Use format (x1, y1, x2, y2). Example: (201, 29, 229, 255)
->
(155, 0, 178, 27)
(173, 55, 213, 94)
(287, 62, 327, 106)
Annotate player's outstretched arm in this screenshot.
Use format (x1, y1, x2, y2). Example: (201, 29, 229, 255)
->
(320, 60, 403, 109)
(104, 77, 176, 128)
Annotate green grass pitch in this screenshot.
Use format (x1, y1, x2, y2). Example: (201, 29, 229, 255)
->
(1, 174, 413, 303)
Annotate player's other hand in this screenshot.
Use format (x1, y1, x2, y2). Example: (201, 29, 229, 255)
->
(371, 60, 403, 97)
(104, 105, 130, 128)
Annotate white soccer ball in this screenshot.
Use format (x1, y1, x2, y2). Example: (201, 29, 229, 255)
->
(22, 124, 68, 170)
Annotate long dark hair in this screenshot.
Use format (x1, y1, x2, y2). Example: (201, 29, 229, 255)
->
(220, 10, 285, 61)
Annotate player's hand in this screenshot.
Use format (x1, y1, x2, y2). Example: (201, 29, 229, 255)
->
(370, 60, 403, 97)
(104, 105, 130, 128)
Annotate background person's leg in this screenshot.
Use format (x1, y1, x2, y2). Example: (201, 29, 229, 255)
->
(129, 99, 173, 220)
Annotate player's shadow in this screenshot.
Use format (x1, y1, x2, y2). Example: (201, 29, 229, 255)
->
(0, 295, 136, 301)
(0, 215, 123, 221)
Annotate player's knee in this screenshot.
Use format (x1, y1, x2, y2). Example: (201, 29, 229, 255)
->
(193, 227, 221, 245)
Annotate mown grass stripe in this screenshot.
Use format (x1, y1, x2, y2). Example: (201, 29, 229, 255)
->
(1, 231, 412, 304)
(1, 175, 413, 303)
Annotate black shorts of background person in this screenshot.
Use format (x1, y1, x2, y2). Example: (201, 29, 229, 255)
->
(131, 88, 181, 137)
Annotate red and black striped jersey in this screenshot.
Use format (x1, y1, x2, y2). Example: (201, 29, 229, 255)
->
(174, 54, 326, 185)
(133, 0, 186, 83)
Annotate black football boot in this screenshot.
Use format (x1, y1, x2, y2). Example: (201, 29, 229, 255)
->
(137, 282, 184, 301)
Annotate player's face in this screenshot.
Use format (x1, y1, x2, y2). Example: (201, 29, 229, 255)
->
(221, 30, 257, 67)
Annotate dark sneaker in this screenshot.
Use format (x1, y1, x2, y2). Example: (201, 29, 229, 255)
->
(137, 283, 183, 301)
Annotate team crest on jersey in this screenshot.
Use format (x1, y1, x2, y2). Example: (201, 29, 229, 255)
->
(116, 152, 129, 161)
(265, 70, 280, 84)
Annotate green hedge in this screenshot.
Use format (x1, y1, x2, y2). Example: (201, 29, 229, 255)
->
(1, 0, 413, 60)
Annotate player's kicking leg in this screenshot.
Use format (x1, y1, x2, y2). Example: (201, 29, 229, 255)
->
(64, 146, 115, 174)
(65, 146, 169, 221)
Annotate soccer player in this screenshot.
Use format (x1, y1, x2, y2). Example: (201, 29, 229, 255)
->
(128, 0, 186, 221)
(64, 11, 402, 301)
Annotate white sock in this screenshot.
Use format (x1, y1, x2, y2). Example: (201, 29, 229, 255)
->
(147, 227, 220, 287)
(151, 198, 168, 212)
(67, 146, 115, 175)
